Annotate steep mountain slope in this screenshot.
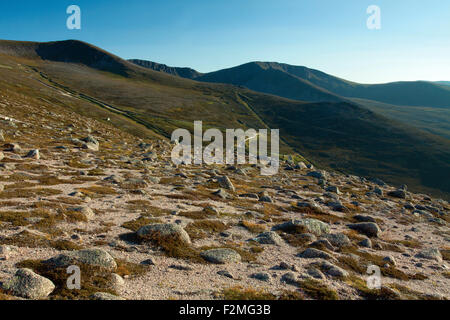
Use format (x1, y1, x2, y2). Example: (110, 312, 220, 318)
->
(2, 39, 450, 198)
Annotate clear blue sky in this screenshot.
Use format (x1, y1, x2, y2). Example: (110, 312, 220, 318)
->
(1, 0, 449, 83)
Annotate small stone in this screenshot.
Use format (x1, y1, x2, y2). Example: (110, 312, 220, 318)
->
(388, 190, 407, 199)
(310, 239, 335, 251)
(212, 189, 229, 199)
(66, 206, 95, 221)
(109, 273, 125, 291)
(415, 248, 443, 262)
(4, 143, 21, 153)
(90, 292, 125, 300)
(352, 215, 377, 223)
(383, 256, 396, 266)
(140, 258, 155, 266)
(307, 171, 327, 179)
(307, 267, 325, 279)
(325, 186, 340, 194)
(313, 261, 349, 278)
(250, 272, 270, 282)
(217, 270, 234, 279)
(24, 149, 40, 160)
(217, 176, 235, 192)
(280, 272, 299, 286)
(297, 248, 333, 260)
(358, 238, 372, 248)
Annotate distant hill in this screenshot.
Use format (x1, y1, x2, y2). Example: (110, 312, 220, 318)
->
(130, 60, 450, 109)
(128, 59, 202, 79)
(436, 81, 450, 86)
(2, 39, 450, 199)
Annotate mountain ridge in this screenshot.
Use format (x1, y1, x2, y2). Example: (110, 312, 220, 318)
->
(130, 59, 450, 109)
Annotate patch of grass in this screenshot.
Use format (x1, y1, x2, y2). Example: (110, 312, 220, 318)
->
(0, 188, 62, 199)
(50, 239, 84, 251)
(346, 275, 401, 300)
(338, 246, 413, 280)
(126, 203, 171, 217)
(409, 273, 428, 280)
(389, 283, 443, 300)
(0, 288, 15, 300)
(185, 220, 229, 240)
(121, 216, 163, 232)
(239, 220, 266, 233)
(4, 181, 37, 189)
(115, 259, 149, 278)
(16, 259, 116, 300)
(87, 168, 105, 176)
(78, 185, 117, 197)
(67, 159, 92, 169)
(279, 232, 311, 248)
(440, 249, 450, 261)
(337, 255, 366, 274)
(299, 278, 339, 300)
(179, 209, 217, 220)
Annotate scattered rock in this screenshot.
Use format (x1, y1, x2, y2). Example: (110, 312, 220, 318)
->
(200, 248, 241, 264)
(1, 268, 55, 299)
(250, 272, 270, 282)
(136, 223, 191, 245)
(109, 273, 125, 291)
(252, 231, 284, 245)
(66, 206, 95, 220)
(45, 248, 117, 271)
(358, 238, 372, 248)
(280, 272, 299, 286)
(24, 149, 40, 159)
(212, 188, 229, 199)
(297, 248, 333, 260)
(217, 176, 235, 192)
(388, 190, 407, 199)
(353, 215, 377, 223)
(415, 248, 443, 262)
(217, 270, 234, 279)
(312, 261, 349, 278)
(347, 222, 381, 238)
(322, 233, 351, 248)
(273, 218, 330, 236)
(383, 256, 396, 266)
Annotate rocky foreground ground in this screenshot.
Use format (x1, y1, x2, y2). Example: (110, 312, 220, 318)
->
(0, 94, 449, 300)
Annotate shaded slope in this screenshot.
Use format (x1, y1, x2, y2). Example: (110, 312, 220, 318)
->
(243, 92, 450, 197)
